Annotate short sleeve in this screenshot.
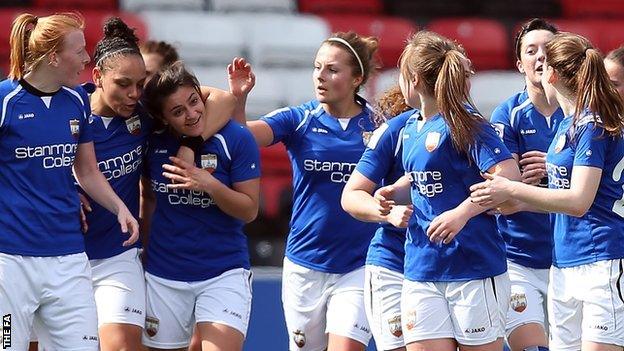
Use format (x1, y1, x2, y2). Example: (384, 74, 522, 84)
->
(490, 103, 519, 155)
(471, 122, 513, 172)
(355, 122, 396, 184)
(573, 122, 608, 169)
(260, 106, 304, 146)
(231, 126, 262, 183)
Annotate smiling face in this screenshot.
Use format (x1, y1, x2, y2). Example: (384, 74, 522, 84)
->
(55, 29, 90, 87)
(161, 84, 205, 137)
(95, 54, 146, 118)
(312, 43, 363, 105)
(605, 58, 624, 99)
(517, 29, 554, 88)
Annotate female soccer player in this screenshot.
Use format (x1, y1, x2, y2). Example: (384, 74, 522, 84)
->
(340, 85, 414, 351)
(141, 62, 260, 351)
(228, 31, 379, 351)
(605, 46, 624, 99)
(140, 40, 179, 83)
(490, 18, 562, 351)
(0, 12, 138, 350)
(376, 31, 520, 351)
(471, 33, 624, 351)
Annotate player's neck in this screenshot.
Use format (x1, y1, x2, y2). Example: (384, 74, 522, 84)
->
(322, 98, 361, 119)
(90, 90, 118, 118)
(23, 69, 62, 93)
(527, 81, 558, 117)
(419, 95, 439, 120)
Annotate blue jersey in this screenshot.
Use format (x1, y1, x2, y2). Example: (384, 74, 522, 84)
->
(402, 112, 512, 282)
(261, 98, 378, 274)
(82, 106, 152, 259)
(356, 110, 415, 274)
(0, 79, 92, 256)
(145, 120, 260, 281)
(546, 113, 624, 268)
(491, 91, 564, 269)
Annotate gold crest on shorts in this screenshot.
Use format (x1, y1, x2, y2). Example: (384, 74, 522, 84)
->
(425, 132, 441, 152)
(69, 119, 80, 139)
(510, 292, 527, 313)
(388, 315, 403, 337)
(404, 310, 417, 331)
(292, 329, 306, 348)
(554, 134, 566, 153)
(201, 154, 217, 173)
(125, 115, 141, 135)
(145, 316, 159, 337)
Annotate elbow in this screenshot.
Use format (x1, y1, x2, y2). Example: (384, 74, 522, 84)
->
(242, 206, 259, 224)
(568, 204, 590, 218)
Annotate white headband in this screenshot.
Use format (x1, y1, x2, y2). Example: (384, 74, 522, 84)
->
(326, 37, 364, 77)
(95, 47, 136, 67)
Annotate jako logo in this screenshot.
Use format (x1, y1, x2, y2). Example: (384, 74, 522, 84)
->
(2, 314, 10, 350)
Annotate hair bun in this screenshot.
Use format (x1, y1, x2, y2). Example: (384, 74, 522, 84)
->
(103, 17, 138, 45)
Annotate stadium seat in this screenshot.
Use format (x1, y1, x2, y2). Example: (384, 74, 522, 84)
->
(272, 68, 315, 107)
(209, 0, 295, 13)
(120, 0, 205, 12)
(561, 0, 624, 18)
(141, 12, 245, 66)
(385, 0, 476, 19)
(590, 20, 624, 54)
(259, 143, 292, 219)
(191, 66, 229, 91)
(471, 71, 525, 118)
(427, 18, 511, 70)
(244, 14, 330, 68)
(82, 11, 148, 55)
(33, 0, 117, 10)
(244, 68, 287, 120)
(298, 0, 383, 15)
(261, 143, 291, 174)
(480, 0, 561, 19)
(549, 19, 603, 50)
(322, 15, 417, 68)
(371, 68, 400, 101)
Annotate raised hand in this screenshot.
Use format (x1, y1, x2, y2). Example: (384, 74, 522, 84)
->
(227, 57, 256, 98)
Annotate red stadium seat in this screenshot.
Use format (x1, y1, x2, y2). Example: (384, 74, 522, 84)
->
(550, 20, 603, 51)
(298, 0, 382, 15)
(81, 11, 147, 57)
(259, 144, 292, 219)
(322, 15, 417, 68)
(561, 0, 624, 18)
(33, 0, 117, 11)
(428, 18, 511, 71)
(592, 20, 624, 54)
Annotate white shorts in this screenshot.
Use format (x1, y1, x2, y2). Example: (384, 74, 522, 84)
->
(506, 260, 549, 336)
(90, 248, 146, 328)
(142, 268, 253, 349)
(401, 272, 510, 346)
(0, 252, 99, 350)
(282, 257, 371, 351)
(364, 265, 404, 351)
(548, 259, 624, 350)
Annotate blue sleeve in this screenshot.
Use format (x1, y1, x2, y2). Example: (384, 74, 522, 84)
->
(471, 122, 513, 172)
(490, 103, 519, 155)
(355, 122, 396, 184)
(231, 126, 262, 183)
(260, 107, 301, 146)
(573, 122, 607, 168)
(74, 85, 93, 144)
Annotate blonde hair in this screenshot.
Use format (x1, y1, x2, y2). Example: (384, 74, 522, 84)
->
(9, 12, 85, 80)
(400, 31, 483, 155)
(546, 33, 624, 136)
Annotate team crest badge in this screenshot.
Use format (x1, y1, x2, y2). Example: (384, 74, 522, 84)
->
(125, 115, 141, 135)
(425, 132, 441, 152)
(145, 316, 159, 337)
(292, 329, 306, 348)
(69, 119, 80, 139)
(404, 310, 417, 331)
(362, 131, 373, 146)
(201, 154, 218, 173)
(510, 293, 528, 313)
(554, 134, 566, 153)
(388, 315, 403, 337)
